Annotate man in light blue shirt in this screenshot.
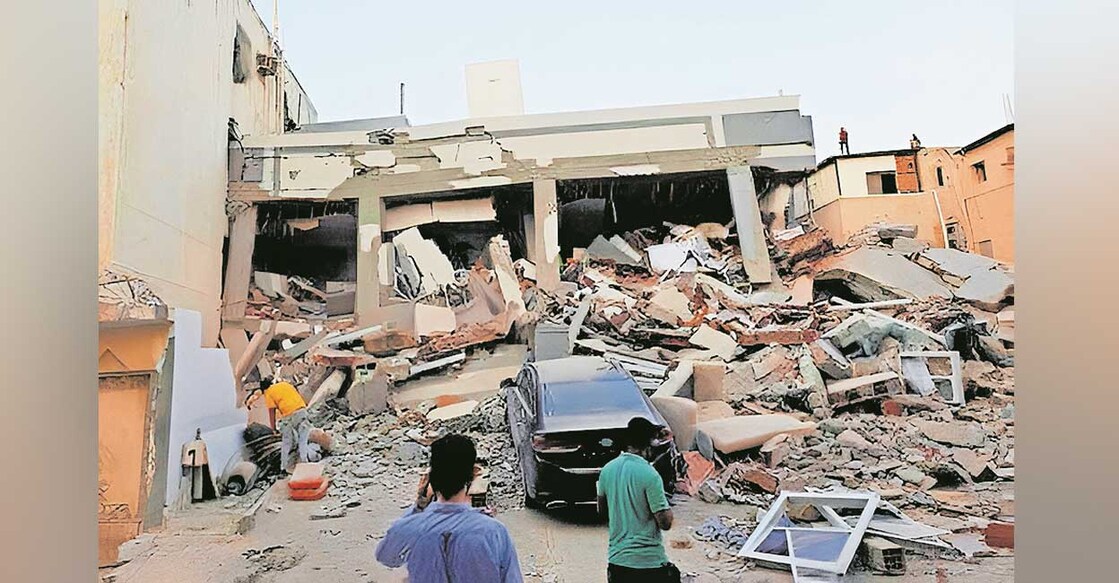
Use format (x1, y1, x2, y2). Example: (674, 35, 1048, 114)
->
(375, 434, 523, 582)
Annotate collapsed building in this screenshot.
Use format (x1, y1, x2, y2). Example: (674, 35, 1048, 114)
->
(98, 19, 1016, 575)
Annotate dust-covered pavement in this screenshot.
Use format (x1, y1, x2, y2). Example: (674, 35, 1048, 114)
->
(106, 478, 1011, 583)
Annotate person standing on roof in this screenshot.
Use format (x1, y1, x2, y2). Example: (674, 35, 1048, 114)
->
(839, 127, 850, 155)
(596, 417, 680, 583)
(247, 376, 311, 473)
(376, 434, 523, 582)
(910, 133, 922, 149)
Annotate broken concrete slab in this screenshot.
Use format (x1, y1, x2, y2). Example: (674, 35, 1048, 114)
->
(876, 223, 918, 240)
(912, 420, 988, 448)
(347, 369, 389, 416)
(645, 286, 694, 326)
(309, 347, 377, 368)
(653, 361, 694, 399)
(900, 356, 937, 397)
(976, 335, 1014, 367)
(586, 235, 641, 266)
(815, 247, 955, 302)
(789, 275, 814, 306)
(694, 414, 816, 454)
(916, 248, 999, 286)
(307, 370, 346, 408)
(889, 237, 930, 255)
(689, 325, 737, 361)
(810, 339, 852, 379)
(696, 400, 735, 422)
(942, 533, 995, 558)
(956, 270, 1014, 311)
(253, 272, 289, 299)
(393, 227, 457, 295)
(609, 235, 643, 264)
(951, 449, 993, 479)
(426, 400, 479, 421)
(824, 311, 944, 355)
(826, 371, 905, 407)
(692, 361, 726, 402)
(414, 304, 457, 337)
(996, 308, 1014, 344)
(836, 429, 873, 450)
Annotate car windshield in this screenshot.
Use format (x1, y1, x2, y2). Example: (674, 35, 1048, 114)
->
(540, 379, 649, 417)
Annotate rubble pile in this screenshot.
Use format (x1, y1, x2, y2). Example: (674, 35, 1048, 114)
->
(533, 219, 1014, 573)
(301, 391, 525, 512)
(222, 208, 1013, 577)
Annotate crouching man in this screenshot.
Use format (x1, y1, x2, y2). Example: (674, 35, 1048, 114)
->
(376, 434, 523, 582)
(247, 376, 312, 473)
(597, 417, 680, 583)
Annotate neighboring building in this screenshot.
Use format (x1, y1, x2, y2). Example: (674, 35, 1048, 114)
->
(927, 124, 1015, 263)
(226, 61, 817, 335)
(99, 0, 316, 348)
(97, 0, 315, 565)
(796, 124, 1014, 263)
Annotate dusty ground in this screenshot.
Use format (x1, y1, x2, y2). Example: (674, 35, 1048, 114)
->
(106, 476, 1012, 583)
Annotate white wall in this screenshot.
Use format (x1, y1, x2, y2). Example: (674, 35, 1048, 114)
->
(835, 156, 897, 197)
(808, 162, 842, 211)
(99, 0, 314, 346)
(165, 309, 247, 506)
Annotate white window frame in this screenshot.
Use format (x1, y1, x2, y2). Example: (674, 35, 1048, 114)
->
(737, 491, 880, 575)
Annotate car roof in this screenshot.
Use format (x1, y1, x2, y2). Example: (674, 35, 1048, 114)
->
(529, 356, 628, 386)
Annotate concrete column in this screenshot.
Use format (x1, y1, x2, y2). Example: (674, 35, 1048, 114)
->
(531, 179, 561, 291)
(726, 165, 774, 283)
(355, 194, 383, 326)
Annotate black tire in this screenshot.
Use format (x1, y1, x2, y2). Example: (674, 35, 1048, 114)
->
(524, 491, 543, 509)
(522, 475, 543, 509)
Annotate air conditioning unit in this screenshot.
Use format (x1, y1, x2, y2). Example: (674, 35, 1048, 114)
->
(255, 53, 277, 77)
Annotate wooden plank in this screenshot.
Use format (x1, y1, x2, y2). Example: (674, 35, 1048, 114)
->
(221, 206, 258, 321)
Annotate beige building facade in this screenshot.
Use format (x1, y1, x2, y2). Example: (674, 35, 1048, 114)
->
(799, 125, 1014, 263)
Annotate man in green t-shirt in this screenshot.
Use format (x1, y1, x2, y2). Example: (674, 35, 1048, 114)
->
(596, 417, 680, 583)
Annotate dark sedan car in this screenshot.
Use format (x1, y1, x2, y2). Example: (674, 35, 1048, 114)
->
(504, 356, 678, 510)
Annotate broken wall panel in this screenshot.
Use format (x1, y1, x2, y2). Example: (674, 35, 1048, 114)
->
(727, 165, 774, 283)
(722, 111, 815, 147)
(383, 185, 533, 271)
(221, 206, 258, 322)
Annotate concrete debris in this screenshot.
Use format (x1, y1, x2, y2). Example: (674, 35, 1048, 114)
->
(214, 204, 1013, 580)
(826, 371, 905, 408)
(955, 270, 1014, 312)
(815, 247, 955, 302)
(587, 235, 642, 266)
(911, 420, 988, 448)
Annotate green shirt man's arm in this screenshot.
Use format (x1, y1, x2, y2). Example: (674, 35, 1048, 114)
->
(644, 469, 673, 531)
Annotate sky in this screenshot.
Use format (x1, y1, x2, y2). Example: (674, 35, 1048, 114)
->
(254, 0, 1013, 158)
